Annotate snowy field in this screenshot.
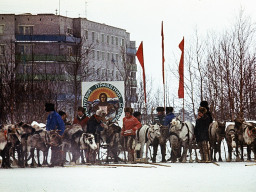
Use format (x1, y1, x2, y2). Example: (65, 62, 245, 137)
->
(1, 121, 256, 192)
(1, 161, 256, 192)
(1, 140, 256, 192)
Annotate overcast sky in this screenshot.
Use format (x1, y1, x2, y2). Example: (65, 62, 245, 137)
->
(1, 0, 255, 101)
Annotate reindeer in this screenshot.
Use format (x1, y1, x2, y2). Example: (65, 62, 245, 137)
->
(241, 122, 256, 161)
(61, 124, 98, 165)
(26, 126, 50, 167)
(209, 121, 226, 162)
(135, 124, 161, 162)
(169, 117, 194, 163)
(225, 124, 237, 162)
(0, 125, 11, 168)
(100, 122, 121, 163)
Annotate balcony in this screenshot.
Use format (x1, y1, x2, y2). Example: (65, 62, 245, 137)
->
(15, 54, 77, 62)
(129, 79, 137, 87)
(16, 73, 67, 81)
(129, 64, 137, 71)
(15, 35, 81, 44)
(126, 47, 136, 55)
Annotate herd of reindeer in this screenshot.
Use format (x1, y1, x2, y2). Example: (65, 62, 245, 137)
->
(0, 116, 256, 168)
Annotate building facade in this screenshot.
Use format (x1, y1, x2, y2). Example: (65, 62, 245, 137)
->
(0, 13, 137, 122)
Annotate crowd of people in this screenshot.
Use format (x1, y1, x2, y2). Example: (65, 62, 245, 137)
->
(44, 99, 213, 164)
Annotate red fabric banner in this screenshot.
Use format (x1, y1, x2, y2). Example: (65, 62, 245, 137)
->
(161, 21, 165, 84)
(178, 37, 184, 98)
(136, 41, 147, 103)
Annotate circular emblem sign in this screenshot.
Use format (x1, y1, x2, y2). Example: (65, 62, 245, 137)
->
(83, 82, 124, 122)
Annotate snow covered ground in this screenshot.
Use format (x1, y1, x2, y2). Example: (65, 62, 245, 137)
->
(1, 161, 256, 192)
(1, 140, 256, 192)
(1, 121, 256, 192)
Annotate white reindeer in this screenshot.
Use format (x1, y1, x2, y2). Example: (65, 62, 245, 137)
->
(169, 117, 194, 163)
(135, 124, 161, 162)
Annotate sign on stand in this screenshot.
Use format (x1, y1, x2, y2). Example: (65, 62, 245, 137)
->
(82, 81, 125, 125)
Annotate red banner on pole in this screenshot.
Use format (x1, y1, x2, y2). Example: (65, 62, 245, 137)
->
(161, 21, 165, 85)
(136, 41, 147, 103)
(178, 37, 184, 98)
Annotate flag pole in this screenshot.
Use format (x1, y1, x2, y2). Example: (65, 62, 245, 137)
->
(161, 21, 165, 109)
(183, 98, 185, 121)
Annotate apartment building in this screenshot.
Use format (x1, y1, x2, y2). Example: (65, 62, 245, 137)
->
(0, 13, 137, 121)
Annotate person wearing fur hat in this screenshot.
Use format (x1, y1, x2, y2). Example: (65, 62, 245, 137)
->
(45, 103, 66, 167)
(153, 107, 165, 125)
(133, 111, 142, 122)
(87, 109, 107, 143)
(194, 107, 212, 162)
(73, 106, 89, 131)
(164, 107, 175, 127)
(45, 103, 65, 135)
(200, 101, 213, 123)
(121, 107, 142, 162)
(152, 107, 167, 162)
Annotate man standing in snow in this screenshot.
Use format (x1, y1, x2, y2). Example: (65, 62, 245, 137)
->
(152, 107, 167, 163)
(121, 107, 142, 162)
(194, 106, 212, 162)
(45, 103, 65, 166)
(45, 103, 65, 135)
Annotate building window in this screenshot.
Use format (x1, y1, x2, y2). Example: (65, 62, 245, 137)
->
(85, 30, 88, 39)
(0, 45, 4, 55)
(101, 68, 105, 77)
(111, 36, 114, 45)
(107, 52, 110, 61)
(115, 37, 118, 46)
(121, 38, 125, 46)
(19, 44, 32, 55)
(97, 51, 100, 60)
(67, 47, 72, 56)
(19, 25, 33, 35)
(102, 52, 105, 61)
(67, 28, 73, 35)
(92, 32, 95, 42)
(115, 71, 119, 80)
(92, 50, 95, 60)
(107, 35, 109, 45)
(0, 25, 4, 35)
(97, 68, 100, 76)
(116, 54, 118, 63)
(96, 33, 100, 43)
(111, 53, 115, 63)
(101, 33, 104, 43)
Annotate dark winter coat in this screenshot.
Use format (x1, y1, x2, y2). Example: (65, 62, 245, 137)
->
(46, 111, 65, 135)
(86, 115, 104, 143)
(164, 113, 175, 126)
(194, 114, 211, 142)
(153, 115, 165, 125)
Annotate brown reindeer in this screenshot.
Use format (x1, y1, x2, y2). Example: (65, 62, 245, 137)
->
(209, 121, 226, 162)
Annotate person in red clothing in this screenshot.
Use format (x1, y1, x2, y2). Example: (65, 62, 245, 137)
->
(73, 107, 89, 131)
(121, 107, 142, 162)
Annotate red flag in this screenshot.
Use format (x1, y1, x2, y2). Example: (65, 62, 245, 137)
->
(161, 21, 165, 84)
(178, 37, 184, 98)
(136, 41, 147, 103)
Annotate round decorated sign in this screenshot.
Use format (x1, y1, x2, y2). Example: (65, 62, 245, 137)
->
(82, 82, 124, 122)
